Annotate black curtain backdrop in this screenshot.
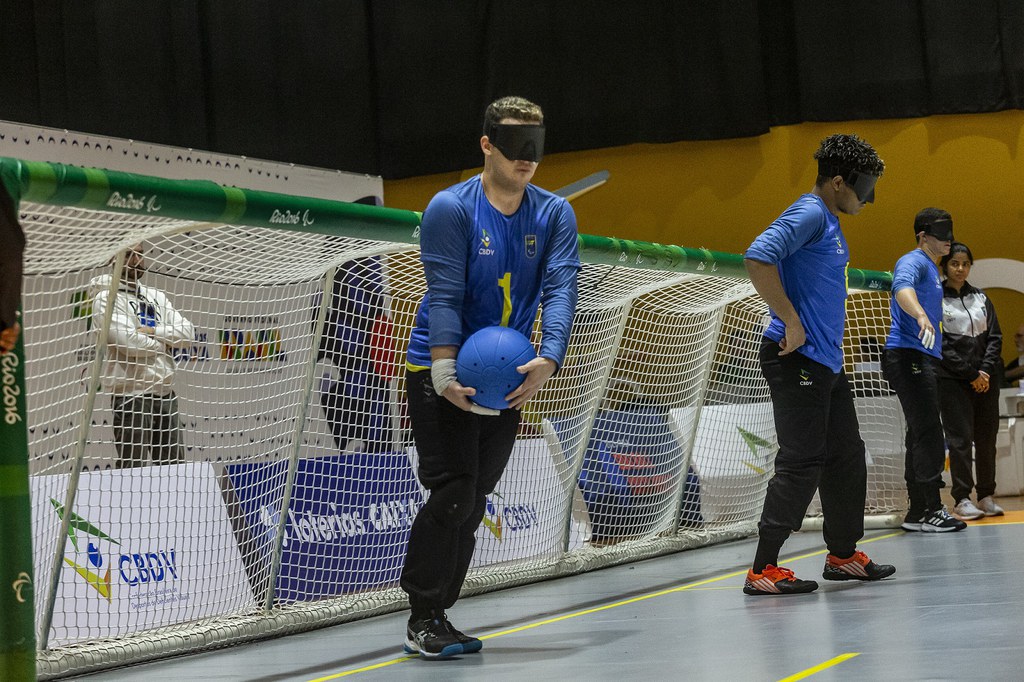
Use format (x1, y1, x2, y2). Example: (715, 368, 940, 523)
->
(2, 1, 1023, 178)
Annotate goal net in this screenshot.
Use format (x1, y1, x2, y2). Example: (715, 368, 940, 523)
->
(0, 158, 905, 679)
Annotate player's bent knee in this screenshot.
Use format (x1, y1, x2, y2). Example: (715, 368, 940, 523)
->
(423, 478, 476, 528)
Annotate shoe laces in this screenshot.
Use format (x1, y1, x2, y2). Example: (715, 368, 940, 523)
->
(761, 565, 797, 581)
(830, 550, 868, 566)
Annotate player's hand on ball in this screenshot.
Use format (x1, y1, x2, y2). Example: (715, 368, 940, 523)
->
(505, 356, 557, 409)
(444, 382, 499, 415)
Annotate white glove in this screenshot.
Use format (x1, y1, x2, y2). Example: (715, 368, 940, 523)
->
(920, 327, 935, 351)
(431, 358, 458, 396)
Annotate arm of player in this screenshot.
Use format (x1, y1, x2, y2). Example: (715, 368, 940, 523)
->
(536, 200, 581, 368)
(893, 288, 935, 350)
(745, 258, 805, 355)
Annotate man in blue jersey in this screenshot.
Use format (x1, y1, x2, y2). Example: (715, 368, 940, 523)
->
(400, 96, 580, 658)
(742, 134, 896, 596)
(884, 208, 966, 532)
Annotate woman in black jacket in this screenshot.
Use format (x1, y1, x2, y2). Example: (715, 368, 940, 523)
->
(938, 242, 1005, 519)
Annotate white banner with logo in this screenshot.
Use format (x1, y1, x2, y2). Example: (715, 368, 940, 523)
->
(31, 462, 254, 646)
(407, 437, 570, 568)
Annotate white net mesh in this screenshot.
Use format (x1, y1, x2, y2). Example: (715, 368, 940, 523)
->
(16, 200, 906, 678)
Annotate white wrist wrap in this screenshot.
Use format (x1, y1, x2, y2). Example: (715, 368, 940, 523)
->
(431, 358, 458, 396)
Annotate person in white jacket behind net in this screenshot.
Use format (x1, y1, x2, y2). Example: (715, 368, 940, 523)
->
(90, 244, 195, 468)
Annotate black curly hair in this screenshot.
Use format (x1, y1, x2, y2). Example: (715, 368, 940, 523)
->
(813, 134, 885, 185)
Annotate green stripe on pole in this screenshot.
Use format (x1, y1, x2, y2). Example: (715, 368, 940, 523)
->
(0, 156, 892, 290)
(0, 323, 37, 681)
(82, 167, 112, 207)
(221, 186, 247, 224)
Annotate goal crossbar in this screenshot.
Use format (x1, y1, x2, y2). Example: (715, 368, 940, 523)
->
(0, 157, 892, 289)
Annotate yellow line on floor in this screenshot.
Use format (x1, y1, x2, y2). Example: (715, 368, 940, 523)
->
(305, 532, 900, 681)
(968, 509, 1024, 525)
(778, 653, 859, 681)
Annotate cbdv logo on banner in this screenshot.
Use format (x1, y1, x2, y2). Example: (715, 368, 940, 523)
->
(31, 463, 254, 646)
(223, 452, 424, 603)
(468, 439, 566, 568)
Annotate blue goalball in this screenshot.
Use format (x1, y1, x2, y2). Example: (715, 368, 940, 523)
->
(456, 326, 537, 410)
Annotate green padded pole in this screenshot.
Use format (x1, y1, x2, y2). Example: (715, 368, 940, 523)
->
(0, 322, 36, 681)
(0, 160, 35, 680)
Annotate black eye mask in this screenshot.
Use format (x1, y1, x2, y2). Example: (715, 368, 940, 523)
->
(915, 217, 954, 241)
(485, 123, 545, 162)
(819, 162, 879, 203)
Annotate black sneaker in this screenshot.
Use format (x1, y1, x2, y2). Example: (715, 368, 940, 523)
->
(404, 615, 464, 659)
(921, 507, 967, 533)
(443, 614, 482, 653)
(822, 551, 896, 581)
(901, 510, 925, 532)
(743, 565, 819, 595)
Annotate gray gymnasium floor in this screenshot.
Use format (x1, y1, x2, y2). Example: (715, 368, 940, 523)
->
(72, 507, 1024, 682)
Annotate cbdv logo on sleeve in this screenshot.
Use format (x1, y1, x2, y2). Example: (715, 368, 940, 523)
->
(224, 451, 425, 603)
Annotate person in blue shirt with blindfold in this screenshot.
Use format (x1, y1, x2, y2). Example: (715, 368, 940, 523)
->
(884, 208, 967, 533)
(400, 96, 580, 659)
(742, 134, 896, 596)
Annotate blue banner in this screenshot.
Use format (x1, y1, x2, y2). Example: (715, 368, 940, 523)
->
(224, 451, 424, 603)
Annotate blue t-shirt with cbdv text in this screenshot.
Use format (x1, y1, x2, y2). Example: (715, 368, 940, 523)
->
(406, 175, 580, 369)
(745, 193, 850, 373)
(886, 248, 943, 359)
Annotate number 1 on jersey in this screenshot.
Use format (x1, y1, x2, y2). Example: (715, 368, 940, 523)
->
(498, 272, 512, 326)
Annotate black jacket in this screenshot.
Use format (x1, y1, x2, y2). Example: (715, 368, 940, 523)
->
(938, 281, 1003, 383)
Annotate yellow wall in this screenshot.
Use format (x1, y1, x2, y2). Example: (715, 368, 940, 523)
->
(384, 112, 1024, 367)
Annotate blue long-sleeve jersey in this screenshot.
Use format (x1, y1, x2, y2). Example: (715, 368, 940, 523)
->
(886, 248, 943, 359)
(406, 175, 580, 369)
(745, 193, 850, 373)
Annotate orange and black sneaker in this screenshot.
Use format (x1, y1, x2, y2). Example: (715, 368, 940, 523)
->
(822, 551, 896, 581)
(743, 564, 818, 595)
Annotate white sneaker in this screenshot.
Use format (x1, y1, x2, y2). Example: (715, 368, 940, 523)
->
(976, 496, 1005, 517)
(954, 498, 985, 520)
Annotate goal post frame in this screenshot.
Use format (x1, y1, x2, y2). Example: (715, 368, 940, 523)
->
(0, 155, 901, 678)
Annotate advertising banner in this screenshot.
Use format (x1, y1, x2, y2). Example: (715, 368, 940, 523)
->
(466, 438, 568, 568)
(32, 463, 253, 646)
(223, 451, 425, 602)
